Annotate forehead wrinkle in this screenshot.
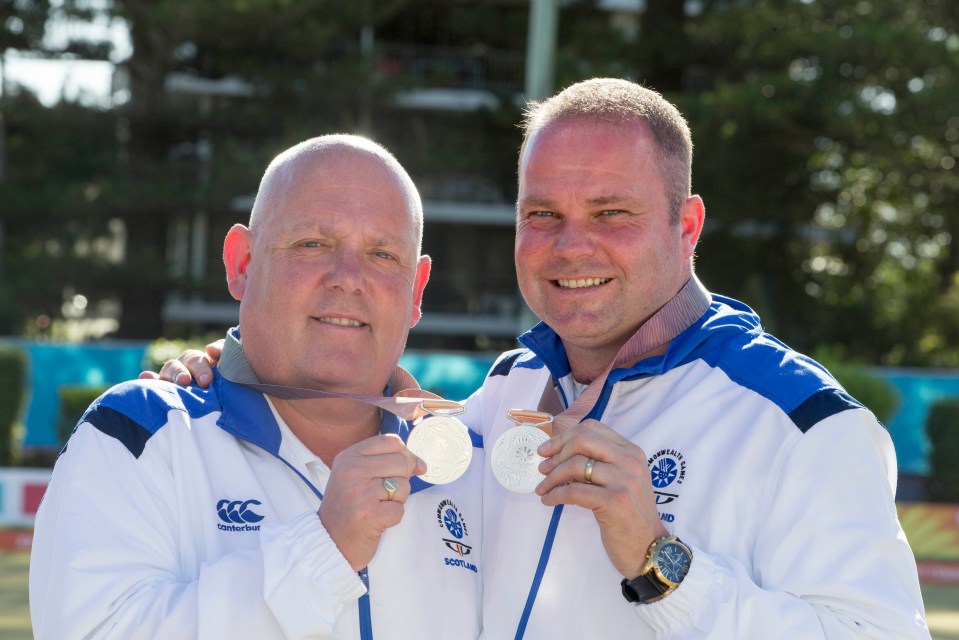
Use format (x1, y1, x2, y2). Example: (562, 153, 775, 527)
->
(586, 194, 632, 207)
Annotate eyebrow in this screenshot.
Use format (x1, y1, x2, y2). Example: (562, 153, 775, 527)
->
(518, 194, 631, 208)
(283, 220, 411, 249)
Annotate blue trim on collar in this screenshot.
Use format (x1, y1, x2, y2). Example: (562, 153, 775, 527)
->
(518, 296, 861, 432)
(214, 369, 283, 455)
(518, 323, 571, 379)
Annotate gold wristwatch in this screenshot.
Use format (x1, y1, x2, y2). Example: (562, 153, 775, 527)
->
(621, 535, 692, 603)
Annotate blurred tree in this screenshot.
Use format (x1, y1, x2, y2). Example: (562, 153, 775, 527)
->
(1, 0, 956, 365)
(686, 0, 959, 366)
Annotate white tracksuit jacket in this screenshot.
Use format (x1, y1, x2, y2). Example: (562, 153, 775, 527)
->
(465, 294, 929, 639)
(30, 373, 483, 639)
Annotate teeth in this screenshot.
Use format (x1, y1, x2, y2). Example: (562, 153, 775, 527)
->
(319, 317, 363, 327)
(557, 278, 610, 289)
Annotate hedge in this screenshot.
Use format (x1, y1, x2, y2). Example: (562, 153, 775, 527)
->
(814, 354, 900, 425)
(57, 385, 110, 446)
(926, 398, 959, 503)
(0, 345, 28, 465)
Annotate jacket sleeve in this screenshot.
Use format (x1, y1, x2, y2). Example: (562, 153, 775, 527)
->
(634, 408, 930, 639)
(29, 419, 365, 640)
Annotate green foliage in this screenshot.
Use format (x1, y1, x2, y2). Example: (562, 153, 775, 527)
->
(813, 348, 899, 424)
(925, 398, 959, 503)
(143, 334, 226, 373)
(681, 0, 959, 366)
(0, 346, 28, 466)
(2, 0, 958, 360)
(57, 385, 109, 446)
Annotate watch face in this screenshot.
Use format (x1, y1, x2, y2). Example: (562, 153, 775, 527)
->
(655, 541, 692, 584)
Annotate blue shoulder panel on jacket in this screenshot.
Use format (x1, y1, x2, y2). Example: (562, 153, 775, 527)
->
(83, 404, 154, 459)
(678, 297, 863, 433)
(489, 352, 524, 377)
(788, 388, 862, 433)
(83, 380, 220, 458)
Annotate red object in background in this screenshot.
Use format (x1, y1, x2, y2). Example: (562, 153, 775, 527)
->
(21, 484, 47, 515)
(0, 529, 33, 550)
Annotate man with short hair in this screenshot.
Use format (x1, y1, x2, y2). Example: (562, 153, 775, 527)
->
(471, 77, 927, 638)
(30, 135, 483, 639)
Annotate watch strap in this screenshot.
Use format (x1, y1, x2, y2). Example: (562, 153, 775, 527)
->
(621, 572, 666, 603)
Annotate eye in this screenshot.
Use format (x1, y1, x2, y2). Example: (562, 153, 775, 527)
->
(373, 250, 397, 261)
(599, 209, 625, 217)
(530, 210, 557, 218)
(299, 240, 326, 248)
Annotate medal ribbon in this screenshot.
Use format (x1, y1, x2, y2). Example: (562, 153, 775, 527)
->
(537, 275, 712, 426)
(216, 330, 462, 421)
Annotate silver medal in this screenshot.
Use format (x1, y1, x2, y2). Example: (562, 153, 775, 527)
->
(491, 425, 551, 493)
(407, 414, 473, 484)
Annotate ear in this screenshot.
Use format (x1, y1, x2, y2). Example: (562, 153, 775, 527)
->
(223, 224, 253, 301)
(678, 195, 705, 260)
(409, 254, 432, 327)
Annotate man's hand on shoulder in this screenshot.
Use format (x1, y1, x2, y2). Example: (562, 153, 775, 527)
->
(138, 339, 224, 388)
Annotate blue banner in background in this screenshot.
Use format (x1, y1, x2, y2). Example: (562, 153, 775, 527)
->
(4, 340, 496, 449)
(4, 340, 957, 477)
(873, 368, 959, 476)
(5, 340, 151, 447)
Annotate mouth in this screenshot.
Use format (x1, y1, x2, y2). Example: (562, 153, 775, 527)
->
(315, 316, 367, 328)
(555, 277, 611, 289)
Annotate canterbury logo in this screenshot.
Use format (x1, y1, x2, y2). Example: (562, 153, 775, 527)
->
(217, 499, 265, 524)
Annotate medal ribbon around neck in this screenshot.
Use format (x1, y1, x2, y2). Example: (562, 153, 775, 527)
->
(493, 277, 711, 493)
(492, 317, 680, 493)
(217, 331, 472, 483)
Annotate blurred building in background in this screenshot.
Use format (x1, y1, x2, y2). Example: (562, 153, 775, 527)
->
(136, 0, 652, 352)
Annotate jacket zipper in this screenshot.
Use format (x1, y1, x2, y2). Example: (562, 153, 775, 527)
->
(358, 567, 373, 640)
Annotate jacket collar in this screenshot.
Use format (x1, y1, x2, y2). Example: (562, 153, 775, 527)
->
(213, 327, 408, 455)
(519, 275, 735, 383)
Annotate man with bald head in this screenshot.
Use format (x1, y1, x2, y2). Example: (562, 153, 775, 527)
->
(30, 135, 483, 639)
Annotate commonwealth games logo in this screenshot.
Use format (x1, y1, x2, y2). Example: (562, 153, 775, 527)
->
(648, 449, 686, 507)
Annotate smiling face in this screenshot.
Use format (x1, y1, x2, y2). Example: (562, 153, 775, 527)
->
(224, 139, 430, 395)
(515, 116, 703, 380)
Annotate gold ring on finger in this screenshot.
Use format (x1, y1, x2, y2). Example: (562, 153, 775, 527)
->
(584, 458, 596, 484)
(384, 477, 399, 501)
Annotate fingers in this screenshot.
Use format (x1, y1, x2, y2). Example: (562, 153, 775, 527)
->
(536, 453, 607, 498)
(158, 358, 195, 387)
(205, 339, 224, 362)
(538, 418, 632, 460)
(535, 421, 648, 497)
(532, 419, 669, 578)
(348, 433, 427, 477)
(178, 349, 215, 387)
(320, 434, 424, 569)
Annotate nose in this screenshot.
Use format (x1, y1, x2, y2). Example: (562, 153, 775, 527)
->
(552, 218, 595, 260)
(324, 247, 365, 294)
